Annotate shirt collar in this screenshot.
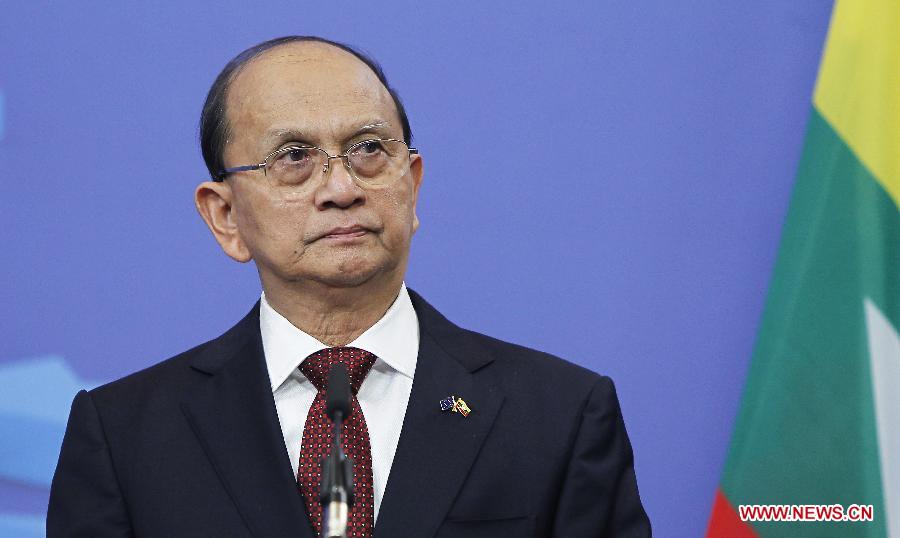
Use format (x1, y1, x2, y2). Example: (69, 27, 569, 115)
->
(260, 283, 419, 392)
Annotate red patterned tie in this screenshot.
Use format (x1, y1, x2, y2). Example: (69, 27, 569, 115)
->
(298, 347, 376, 537)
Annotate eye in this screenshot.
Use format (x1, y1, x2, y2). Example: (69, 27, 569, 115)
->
(281, 147, 313, 164)
(266, 146, 318, 186)
(355, 140, 386, 155)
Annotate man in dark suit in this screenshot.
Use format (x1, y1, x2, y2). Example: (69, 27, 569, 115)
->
(48, 36, 650, 537)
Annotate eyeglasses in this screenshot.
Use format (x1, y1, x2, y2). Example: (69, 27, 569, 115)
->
(214, 138, 418, 190)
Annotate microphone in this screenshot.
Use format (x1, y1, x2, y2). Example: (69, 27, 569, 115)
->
(326, 364, 352, 421)
(320, 363, 354, 538)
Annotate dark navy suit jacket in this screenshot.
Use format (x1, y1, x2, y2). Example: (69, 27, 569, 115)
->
(48, 289, 650, 537)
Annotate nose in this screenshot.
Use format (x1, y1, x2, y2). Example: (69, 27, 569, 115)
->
(314, 155, 366, 210)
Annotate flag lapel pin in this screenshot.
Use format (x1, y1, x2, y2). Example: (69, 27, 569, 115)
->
(453, 397, 472, 417)
(439, 395, 473, 417)
(439, 395, 455, 412)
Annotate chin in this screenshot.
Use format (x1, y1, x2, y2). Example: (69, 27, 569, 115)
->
(313, 271, 379, 288)
(311, 254, 393, 288)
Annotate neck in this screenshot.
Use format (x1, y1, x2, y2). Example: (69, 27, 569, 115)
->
(261, 274, 403, 347)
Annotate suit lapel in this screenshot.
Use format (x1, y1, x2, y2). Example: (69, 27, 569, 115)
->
(182, 304, 314, 538)
(375, 291, 505, 538)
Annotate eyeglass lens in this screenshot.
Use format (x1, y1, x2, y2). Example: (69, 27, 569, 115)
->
(265, 140, 409, 188)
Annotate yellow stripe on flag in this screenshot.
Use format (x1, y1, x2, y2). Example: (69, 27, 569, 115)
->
(813, 0, 900, 208)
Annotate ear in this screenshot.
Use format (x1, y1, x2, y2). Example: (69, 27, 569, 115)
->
(194, 180, 252, 263)
(409, 154, 424, 233)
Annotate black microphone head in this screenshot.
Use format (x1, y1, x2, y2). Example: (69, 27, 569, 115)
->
(326, 363, 353, 421)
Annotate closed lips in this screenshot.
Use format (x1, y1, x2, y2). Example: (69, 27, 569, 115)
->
(322, 225, 369, 238)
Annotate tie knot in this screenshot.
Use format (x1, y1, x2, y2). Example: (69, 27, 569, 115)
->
(300, 347, 376, 394)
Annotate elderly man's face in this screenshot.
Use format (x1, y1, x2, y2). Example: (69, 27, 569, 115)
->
(217, 43, 422, 290)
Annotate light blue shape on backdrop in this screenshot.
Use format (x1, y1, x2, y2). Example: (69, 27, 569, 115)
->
(0, 356, 101, 487)
(0, 513, 45, 538)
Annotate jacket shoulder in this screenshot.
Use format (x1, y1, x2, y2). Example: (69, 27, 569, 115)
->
(88, 302, 260, 406)
(408, 287, 608, 394)
(464, 328, 607, 388)
(88, 340, 208, 399)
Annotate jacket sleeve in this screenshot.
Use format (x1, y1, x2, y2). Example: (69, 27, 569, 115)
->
(47, 390, 134, 537)
(551, 376, 651, 537)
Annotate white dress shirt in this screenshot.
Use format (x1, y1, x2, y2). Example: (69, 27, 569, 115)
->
(260, 283, 419, 522)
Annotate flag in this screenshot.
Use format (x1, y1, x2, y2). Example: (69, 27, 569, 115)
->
(707, 1, 900, 536)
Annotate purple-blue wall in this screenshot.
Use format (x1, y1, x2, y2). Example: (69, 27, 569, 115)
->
(0, 2, 834, 535)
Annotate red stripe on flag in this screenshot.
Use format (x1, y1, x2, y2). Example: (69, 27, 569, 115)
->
(706, 488, 757, 538)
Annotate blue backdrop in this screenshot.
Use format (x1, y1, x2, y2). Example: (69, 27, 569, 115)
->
(1, 1, 834, 536)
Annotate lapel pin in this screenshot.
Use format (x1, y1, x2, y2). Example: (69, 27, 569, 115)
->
(440, 395, 473, 417)
(453, 396, 472, 417)
(439, 395, 455, 412)
(440, 394, 472, 417)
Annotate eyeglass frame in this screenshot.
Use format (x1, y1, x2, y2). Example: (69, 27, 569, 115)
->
(213, 138, 419, 185)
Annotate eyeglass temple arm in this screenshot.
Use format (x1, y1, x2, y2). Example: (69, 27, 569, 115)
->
(214, 163, 265, 182)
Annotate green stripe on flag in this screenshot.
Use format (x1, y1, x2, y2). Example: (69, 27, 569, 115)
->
(718, 107, 899, 536)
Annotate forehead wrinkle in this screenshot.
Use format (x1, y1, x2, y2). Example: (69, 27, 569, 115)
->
(244, 43, 385, 95)
(233, 42, 391, 105)
(252, 41, 360, 68)
(230, 81, 391, 128)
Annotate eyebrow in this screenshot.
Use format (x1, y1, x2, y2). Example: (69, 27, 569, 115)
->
(265, 129, 308, 149)
(263, 120, 394, 151)
(359, 121, 388, 131)
(347, 120, 394, 141)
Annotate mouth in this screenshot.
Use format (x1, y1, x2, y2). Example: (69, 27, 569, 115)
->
(319, 225, 371, 242)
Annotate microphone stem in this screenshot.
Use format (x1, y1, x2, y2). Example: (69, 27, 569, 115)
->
(322, 409, 348, 538)
(333, 410, 343, 448)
